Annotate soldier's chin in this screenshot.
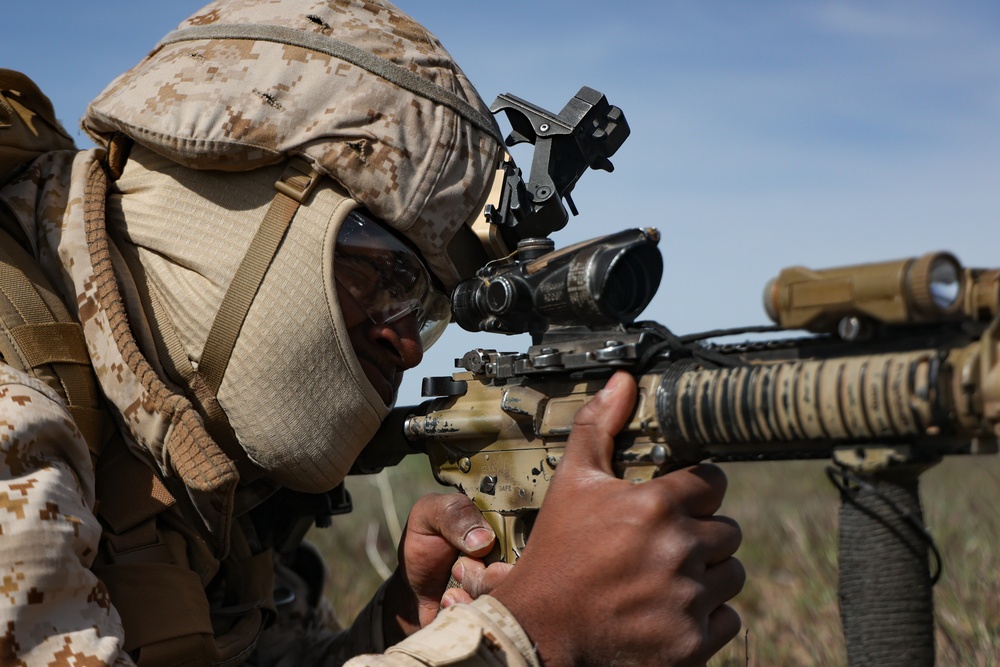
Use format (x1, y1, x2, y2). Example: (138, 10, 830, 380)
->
(357, 359, 394, 406)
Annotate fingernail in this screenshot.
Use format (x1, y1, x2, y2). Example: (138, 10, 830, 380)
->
(441, 590, 457, 608)
(464, 527, 494, 552)
(599, 373, 622, 398)
(451, 560, 465, 584)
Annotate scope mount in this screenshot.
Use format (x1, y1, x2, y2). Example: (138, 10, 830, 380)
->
(486, 86, 629, 249)
(466, 328, 669, 381)
(420, 335, 650, 397)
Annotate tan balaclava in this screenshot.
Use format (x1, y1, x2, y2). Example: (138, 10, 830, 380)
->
(106, 147, 383, 493)
(86, 1, 505, 493)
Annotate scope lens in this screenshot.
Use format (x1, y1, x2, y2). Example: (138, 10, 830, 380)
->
(602, 245, 662, 321)
(928, 258, 960, 310)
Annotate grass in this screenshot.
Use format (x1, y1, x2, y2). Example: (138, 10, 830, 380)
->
(309, 453, 1000, 665)
(308, 455, 438, 620)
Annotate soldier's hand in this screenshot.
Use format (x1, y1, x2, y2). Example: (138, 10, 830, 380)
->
(382, 492, 511, 644)
(491, 371, 745, 666)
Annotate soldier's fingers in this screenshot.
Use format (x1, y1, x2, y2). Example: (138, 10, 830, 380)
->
(454, 558, 514, 599)
(655, 463, 729, 518)
(440, 587, 473, 608)
(701, 603, 743, 662)
(406, 493, 495, 557)
(701, 556, 746, 610)
(559, 372, 638, 478)
(692, 515, 743, 567)
(440, 558, 513, 608)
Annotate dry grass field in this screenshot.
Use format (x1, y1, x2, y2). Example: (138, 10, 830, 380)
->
(310, 453, 1000, 665)
(712, 456, 1000, 666)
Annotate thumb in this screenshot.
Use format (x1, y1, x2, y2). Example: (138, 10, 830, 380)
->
(558, 371, 638, 478)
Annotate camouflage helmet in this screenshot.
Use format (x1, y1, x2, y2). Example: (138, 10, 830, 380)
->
(84, 0, 504, 290)
(82, 0, 508, 492)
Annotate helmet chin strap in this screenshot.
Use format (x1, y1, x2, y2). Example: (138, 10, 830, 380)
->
(115, 156, 323, 484)
(214, 174, 391, 494)
(186, 158, 321, 482)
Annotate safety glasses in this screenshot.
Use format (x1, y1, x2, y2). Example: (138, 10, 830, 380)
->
(334, 210, 450, 349)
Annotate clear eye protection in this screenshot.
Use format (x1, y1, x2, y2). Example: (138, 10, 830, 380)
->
(334, 210, 451, 349)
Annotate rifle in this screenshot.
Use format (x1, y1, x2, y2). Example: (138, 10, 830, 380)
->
(352, 87, 1000, 666)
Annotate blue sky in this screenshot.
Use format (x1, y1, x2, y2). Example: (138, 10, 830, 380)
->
(4, 1, 999, 405)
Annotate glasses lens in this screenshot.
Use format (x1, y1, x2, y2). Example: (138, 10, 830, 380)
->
(334, 210, 450, 349)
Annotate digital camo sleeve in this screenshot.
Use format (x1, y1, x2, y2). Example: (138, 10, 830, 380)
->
(0, 366, 132, 666)
(355, 596, 540, 667)
(252, 563, 538, 667)
(0, 364, 540, 667)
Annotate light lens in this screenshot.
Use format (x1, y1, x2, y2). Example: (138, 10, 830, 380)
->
(928, 257, 961, 310)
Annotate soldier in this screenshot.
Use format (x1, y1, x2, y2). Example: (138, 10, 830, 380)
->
(0, 1, 744, 665)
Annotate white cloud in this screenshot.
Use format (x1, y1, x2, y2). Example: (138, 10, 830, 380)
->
(809, 2, 946, 40)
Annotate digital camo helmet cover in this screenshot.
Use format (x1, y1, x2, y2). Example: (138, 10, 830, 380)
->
(85, 1, 504, 492)
(85, 0, 504, 291)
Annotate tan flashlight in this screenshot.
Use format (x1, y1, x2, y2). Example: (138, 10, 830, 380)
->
(764, 252, 966, 337)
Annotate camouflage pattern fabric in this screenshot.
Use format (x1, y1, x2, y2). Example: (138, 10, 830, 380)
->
(0, 69, 76, 189)
(84, 0, 504, 291)
(0, 151, 540, 665)
(0, 363, 539, 667)
(0, 364, 130, 666)
(0, 0, 541, 662)
(0, 121, 536, 666)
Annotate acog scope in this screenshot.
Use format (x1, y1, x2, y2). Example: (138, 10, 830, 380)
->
(452, 228, 663, 339)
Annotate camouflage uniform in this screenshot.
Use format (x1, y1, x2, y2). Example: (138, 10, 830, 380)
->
(0, 1, 540, 664)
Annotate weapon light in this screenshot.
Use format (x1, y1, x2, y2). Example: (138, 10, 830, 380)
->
(764, 252, 965, 337)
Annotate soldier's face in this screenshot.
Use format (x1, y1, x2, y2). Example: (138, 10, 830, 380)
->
(337, 280, 423, 405)
(333, 211, 447, 405)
